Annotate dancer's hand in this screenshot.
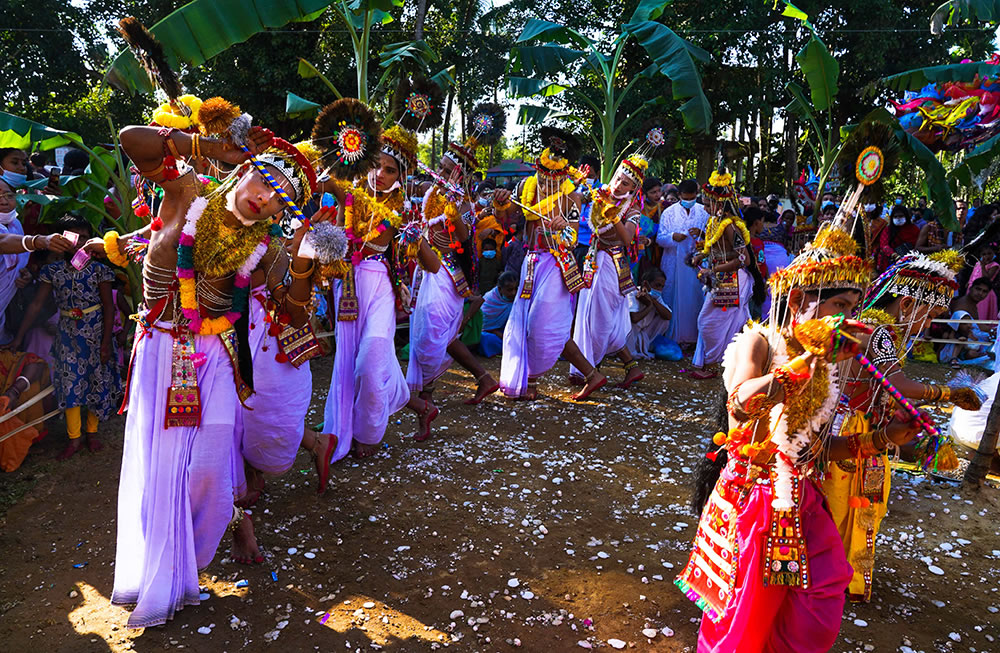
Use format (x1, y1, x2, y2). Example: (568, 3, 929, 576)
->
(492, 188, 511, 206)
(885, 408, 926, 447)
(216, 126, 274, 165)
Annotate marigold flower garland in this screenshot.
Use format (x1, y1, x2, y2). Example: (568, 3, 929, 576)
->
(177, 196, 271, 335)
(701, 216, 751, 255)
(519, 175, 576, 221)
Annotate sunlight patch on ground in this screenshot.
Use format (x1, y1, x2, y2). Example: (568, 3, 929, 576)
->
(315, 594, 450, 647)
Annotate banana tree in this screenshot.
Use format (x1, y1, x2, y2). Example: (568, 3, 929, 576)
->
(779, 2, 842, 200)
(507, 0, 712, 182)
(1, 111, 145, 304)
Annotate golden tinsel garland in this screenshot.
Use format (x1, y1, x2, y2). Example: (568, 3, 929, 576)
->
(192, 190, 271, 277)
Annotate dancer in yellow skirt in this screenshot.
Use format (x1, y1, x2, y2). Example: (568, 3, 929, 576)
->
(823, 250, 981, 602)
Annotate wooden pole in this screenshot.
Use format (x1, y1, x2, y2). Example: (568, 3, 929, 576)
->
(963, 378, 1000, 487)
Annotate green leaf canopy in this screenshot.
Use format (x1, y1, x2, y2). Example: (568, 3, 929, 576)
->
(621, 20, 712, 133)
(105, 0, 337, 95)
(795, 35, 839, 112)
(950, 132, 1000, 188)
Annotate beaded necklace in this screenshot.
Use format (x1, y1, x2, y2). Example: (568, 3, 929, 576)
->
(176, 194, 271, 335)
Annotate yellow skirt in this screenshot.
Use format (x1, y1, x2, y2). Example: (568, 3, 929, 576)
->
(822, 411, 891, 602)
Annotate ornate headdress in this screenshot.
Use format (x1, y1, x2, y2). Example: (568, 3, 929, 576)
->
(618, 154, 648, 186)
(444, 102, 506, 173)
(535, 126, 581, 178)
(380, 124, 418, 175)
(311, 98, 382, 180)
(863, 249, 963, 309)
(769, 222, 872, 297)
(255, 138, 318, 205)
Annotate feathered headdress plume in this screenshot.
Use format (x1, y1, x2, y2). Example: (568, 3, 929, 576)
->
(391, 74, 445, 133)
(838, 118, 901, 202)
(311, 98, 382, 180)
(467, 102, 506, 147)
(539, 126, 581, 164)
(635, 117, 677, 160)
(116, 17, 183, 102)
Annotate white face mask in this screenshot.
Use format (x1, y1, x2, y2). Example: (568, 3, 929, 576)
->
(893, 217, 907, 226)
(226, 187, 257, 227)
(0, 208, 16, 226)
(864, 203, 876, 213)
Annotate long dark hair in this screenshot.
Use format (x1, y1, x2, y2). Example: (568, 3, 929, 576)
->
(741, 207, 766, 305)
(691, 394, 730, 516)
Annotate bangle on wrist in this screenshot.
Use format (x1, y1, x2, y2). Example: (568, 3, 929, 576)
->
(289, 260, 315, 279)
(21, 235, 33, 252)
(285, 292, 312, 307)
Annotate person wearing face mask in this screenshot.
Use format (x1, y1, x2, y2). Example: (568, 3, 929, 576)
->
(875, 205, 919, 271)
(823, 250, 976, 604)
(626, 267, 672, 359)
(77, 108, 321, 629)
(680, 222, 925, 652)
(656, 178, 708, 346)
(0, 148, 29, 189)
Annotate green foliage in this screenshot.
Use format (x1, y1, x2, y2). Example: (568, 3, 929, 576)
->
(104, 0, 339, 94)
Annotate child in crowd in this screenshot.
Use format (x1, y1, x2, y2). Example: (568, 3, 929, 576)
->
(478, 239, 502, 294)
(478, 271, 518, 357)
(627, 268, 672, 359)
(940, 277, 995, 366)
(9, 215, 121, 459)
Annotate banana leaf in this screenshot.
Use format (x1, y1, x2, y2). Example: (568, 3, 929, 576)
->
(0, 111, 82, 151)
(950, 132, 1000, 188)
(286, 92, 322, 118)
(931, 0, 1000, 32)
(297, 58, 343, 98)
(515, 19, 579, 46)
(105, 0, 338, 95)
(510, 43, 586, 77)
(517, 105, 569, 125)
(629, 0, 673, 22)
(777, 0, 814, 31)
(378, 40, 439, 69)
(621, 20, 712, 134)
(795, 34, 839, 112)
(881, 60, 1000, 93)
(344, 8, 394, 30)
(430, 66, 456, 90)
(508, 77, 568, 98)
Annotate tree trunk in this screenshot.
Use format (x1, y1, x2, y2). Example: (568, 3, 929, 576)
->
(694, 135, 716, 186)
(784, 114, 798, 199)
(441, 90, 455, 161)
(964, 381, 1000, 487)
(414, 0, 428, 40)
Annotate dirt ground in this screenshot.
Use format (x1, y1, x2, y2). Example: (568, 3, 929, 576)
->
(1, 355, 998, 653)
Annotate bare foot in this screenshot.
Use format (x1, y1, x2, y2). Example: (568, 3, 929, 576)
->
(85, 434, 104, 453)
(689, 367, 719, 380)
(414, 400, 439, 442)
(236, 465, 266, 508)
(465, 374, 500, 405)
(56, 439, 84, 461)
(352, 440, 379, 458)
(572, 371, 607, 401)
(616, 365, 644, 389)
(523, 384, 539, 401)
(567, 374, 586, 387)
(231, 513, 263, 564)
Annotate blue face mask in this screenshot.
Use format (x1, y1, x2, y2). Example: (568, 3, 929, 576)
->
(477, 197, 489, 207)
(482, 249, 497, 259)
(2, 169, 26, 187)
(895, 198, 903, 205)
(648, 288, 661, 300)
(680, 199, 696, 209)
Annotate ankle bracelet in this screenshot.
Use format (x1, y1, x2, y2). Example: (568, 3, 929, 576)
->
(623, 360, 638, 371)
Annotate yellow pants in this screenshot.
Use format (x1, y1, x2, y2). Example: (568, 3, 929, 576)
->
(822, 412, 891, 602)
(65, 406, 99, 439)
